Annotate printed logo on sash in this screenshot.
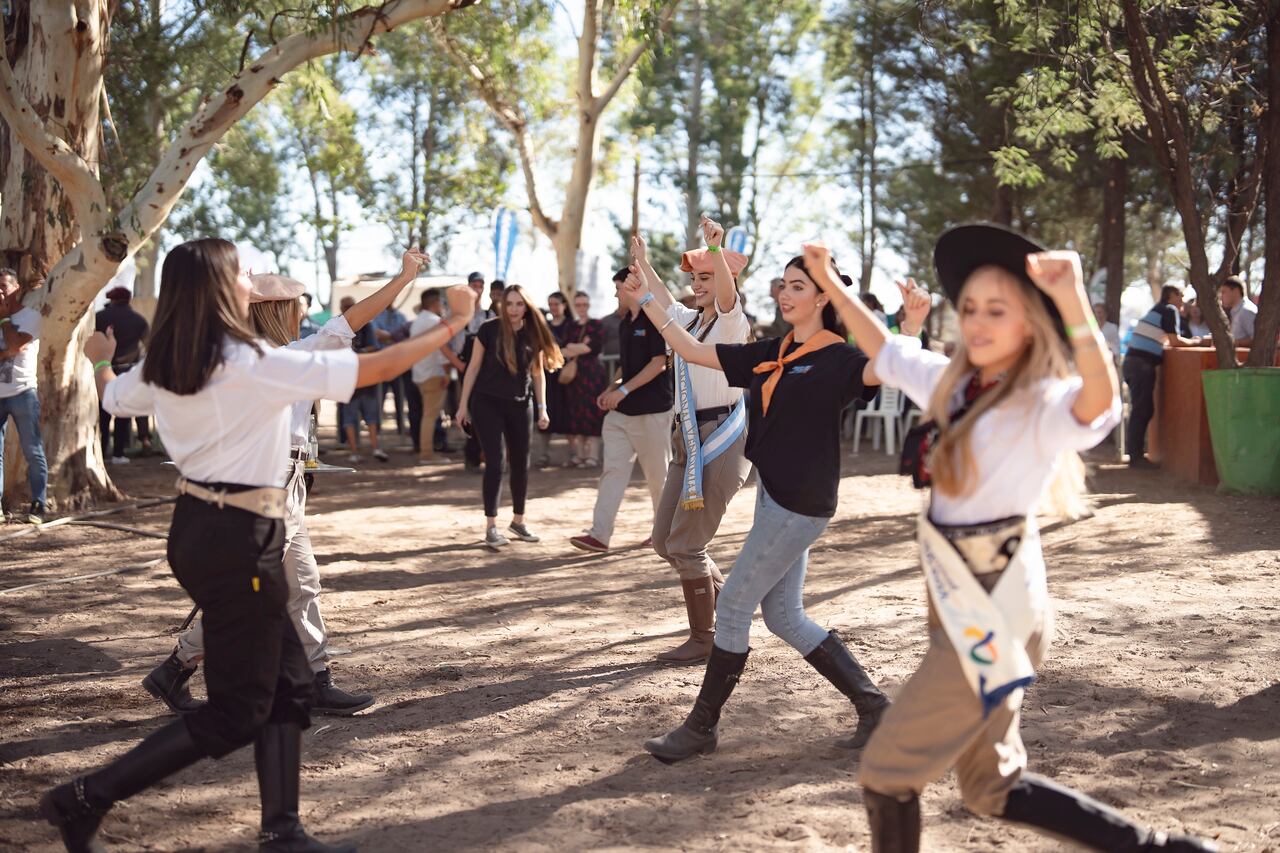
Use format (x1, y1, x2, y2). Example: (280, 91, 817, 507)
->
(787, 364, 814, 374)
(918, 513, 1047, 717)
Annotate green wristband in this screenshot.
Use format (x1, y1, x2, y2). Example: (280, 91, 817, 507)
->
(706, 245, 722, 253)
(0, 317, 10, 325)
(1065, 315, 1099, 340)
(93, 359, 112, 371)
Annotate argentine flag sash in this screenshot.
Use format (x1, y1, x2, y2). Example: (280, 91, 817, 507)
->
(918, 512, 1048, 717)
(673, 321, 746, 510)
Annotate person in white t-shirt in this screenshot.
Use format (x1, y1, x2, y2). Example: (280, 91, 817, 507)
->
(0, 267, 49, 524)
(803, 226, 1213, 853)
(42, 238, 473, 853)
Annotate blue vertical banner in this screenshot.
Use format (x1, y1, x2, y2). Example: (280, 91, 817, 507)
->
(492, 207, 519, 280)
(726, 225, 750, 255)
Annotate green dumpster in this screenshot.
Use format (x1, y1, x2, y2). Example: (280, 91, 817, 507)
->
(1201, 367, 1280, 496)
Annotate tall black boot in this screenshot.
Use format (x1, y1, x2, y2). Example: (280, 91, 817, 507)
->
(142, 651, 204, 714)
(1001, 773, 1219, 851)
(863, 788, 921, 853)
(804, 630, 890, 749)
(41, 719, 205, 852)
(256, 722, 356, 852)
(643, 645, 749, 764)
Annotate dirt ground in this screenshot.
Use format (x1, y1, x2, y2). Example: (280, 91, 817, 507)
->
(1, 424, 1278, 852)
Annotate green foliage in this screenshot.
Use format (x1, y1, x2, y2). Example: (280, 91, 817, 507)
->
(363, 26, 511, 267)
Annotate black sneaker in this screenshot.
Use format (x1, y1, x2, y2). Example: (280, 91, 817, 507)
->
(313, 668, 374, 716)
(25, 500, 45, 525)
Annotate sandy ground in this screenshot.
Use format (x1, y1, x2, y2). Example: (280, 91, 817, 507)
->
(1, 425, 1278, 852)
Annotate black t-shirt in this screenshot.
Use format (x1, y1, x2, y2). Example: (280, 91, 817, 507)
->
(95, 303, 149, 366)
(475, 317, 533, 401)
(716, 336, 876, 518)
(617, 310, 673, 416)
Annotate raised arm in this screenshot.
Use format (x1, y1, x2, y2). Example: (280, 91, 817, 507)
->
(700, 216, 738, 314)
(1026, 252, 1119, 425)
(355, 285, 474, 387)
(344, 248, 430, 333)
(800, 243, 897, 362)
(621, 268, 722, 370)
(631, 234, 673, 311)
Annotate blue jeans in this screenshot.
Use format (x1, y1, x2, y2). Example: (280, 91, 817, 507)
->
(0, 388, 49, 505)
(714, 485, 831, 655)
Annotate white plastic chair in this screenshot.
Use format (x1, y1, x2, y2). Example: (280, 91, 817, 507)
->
(853, 386, 904, 455)
(901, 405, 923, 435)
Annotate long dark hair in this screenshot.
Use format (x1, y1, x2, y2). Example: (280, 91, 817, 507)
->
(784, 255, 844, 336)
(143, 238, 260, 395)
(496, 285, 565, 374)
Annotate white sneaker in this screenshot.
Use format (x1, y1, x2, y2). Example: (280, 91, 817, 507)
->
(110, 456, 130, 465)
(484, 528, 509, 550)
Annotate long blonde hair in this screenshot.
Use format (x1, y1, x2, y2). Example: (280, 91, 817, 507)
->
(496, 284, 565, 373)
(925, 266, 1088, 519)
(249, 298, 303, 348)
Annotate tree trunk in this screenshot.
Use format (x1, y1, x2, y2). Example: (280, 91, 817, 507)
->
(1251, 12, 1280, 368)
(0, 1, 118, 510)
(684, 4, 703, 251)
(1121, 0, 1236, 365)
(1102, 155, 1127, 325)
(0, 0, 474, 508)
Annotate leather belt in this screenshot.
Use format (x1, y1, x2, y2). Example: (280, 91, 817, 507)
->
(684, 405, 731, 424)
(288, 447, 308, 461)
(176, 477, 287, 519)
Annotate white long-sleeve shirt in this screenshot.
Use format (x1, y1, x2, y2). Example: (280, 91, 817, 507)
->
(873, 336, 1119, 525)
(103, 338, 357, 488)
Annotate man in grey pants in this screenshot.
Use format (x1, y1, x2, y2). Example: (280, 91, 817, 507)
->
(570, 269, 673, 553)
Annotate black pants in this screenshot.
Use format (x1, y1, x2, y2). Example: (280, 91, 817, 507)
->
(1122, 355, 1158, 460)
(382, 374, 407, 433)
(405, 371, 424, 453)
(167, 491, 312, 759)
(470, 393, 530, 517)
(99, 409, 149, 458)
(99, 364, 149, 457)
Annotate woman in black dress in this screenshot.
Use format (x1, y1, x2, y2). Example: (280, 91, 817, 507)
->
(561, 290, 608, 467)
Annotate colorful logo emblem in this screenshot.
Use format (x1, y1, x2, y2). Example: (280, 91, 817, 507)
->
(964, 626, 998, 665)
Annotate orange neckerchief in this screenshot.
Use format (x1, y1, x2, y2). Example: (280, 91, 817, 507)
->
(751, 329, 844, 415)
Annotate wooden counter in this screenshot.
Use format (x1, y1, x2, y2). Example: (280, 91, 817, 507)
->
(1152, 347, 1276, 487)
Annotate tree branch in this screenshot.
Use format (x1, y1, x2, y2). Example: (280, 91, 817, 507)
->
(593, 1, 679, 115)
(114, 0, 477, 253)
(430, 21, 558, 239)
(0, 14, 109, 233)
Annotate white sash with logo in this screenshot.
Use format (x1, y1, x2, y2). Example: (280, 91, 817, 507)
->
(918, 512, 1048, 717)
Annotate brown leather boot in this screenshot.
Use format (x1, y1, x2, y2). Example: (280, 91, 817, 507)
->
(657, 577, 716, 664)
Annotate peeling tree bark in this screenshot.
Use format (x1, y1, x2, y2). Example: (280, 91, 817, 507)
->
(0, 0, 476, 509)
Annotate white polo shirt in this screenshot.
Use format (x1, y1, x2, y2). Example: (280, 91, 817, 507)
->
(873, 335, 1120, 525)
(666, 296, 750, 411)
(103, 338, 358, 488)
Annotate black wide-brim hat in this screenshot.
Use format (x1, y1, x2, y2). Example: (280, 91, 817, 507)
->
(933, 223, 1068, 343)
